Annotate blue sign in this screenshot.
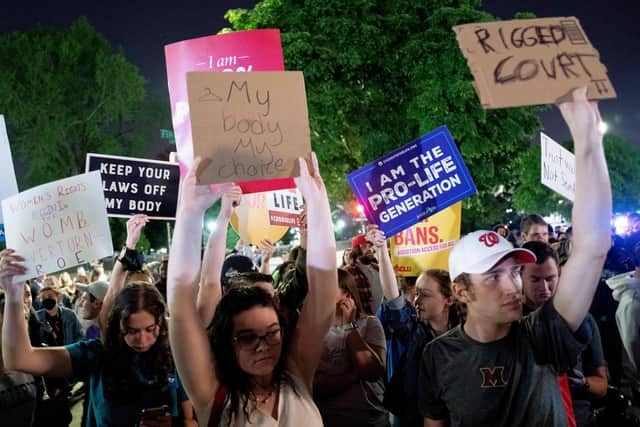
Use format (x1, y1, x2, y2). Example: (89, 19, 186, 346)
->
(347, 126, 476, 237)
(0, 223, 4, 243)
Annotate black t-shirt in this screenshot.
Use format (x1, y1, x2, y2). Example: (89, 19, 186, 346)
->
(44, 312, 64, 347)
(419, 301, 591, 427)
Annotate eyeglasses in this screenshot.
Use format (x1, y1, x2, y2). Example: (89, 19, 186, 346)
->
(233, 329, 282, 350)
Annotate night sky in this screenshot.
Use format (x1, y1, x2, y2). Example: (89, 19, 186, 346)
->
(2, 0, 639, 147)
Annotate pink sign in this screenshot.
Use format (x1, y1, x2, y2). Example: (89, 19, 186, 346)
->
(165, 29, 295, 193)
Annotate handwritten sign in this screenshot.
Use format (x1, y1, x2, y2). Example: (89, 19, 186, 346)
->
(1, 171, 113, 281)
(453, 17, 616, 109)
(0, 115, 19, 225)
(164, 29, 295, 193)
(540, 132, 575, 201)
(347, 126, 476, 237)
(86, 153, 180, 219)
(187, 71, 311, 185)
(267, 189, 303, 227)
(390, 203, 461, 277)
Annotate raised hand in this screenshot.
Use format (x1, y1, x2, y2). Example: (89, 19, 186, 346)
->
(220, 184, 242, 218)
(258, 239, 275, 262)
(293, 152, 328, 207)
(125, 214, 150, 249)
(558, 86, 603, 144)
(0, 249, 27, 299)
(178, 157, 221, 215)
(366, 224, 386, 249)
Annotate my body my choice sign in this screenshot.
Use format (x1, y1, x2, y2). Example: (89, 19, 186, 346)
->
(347, 126, 476, 237)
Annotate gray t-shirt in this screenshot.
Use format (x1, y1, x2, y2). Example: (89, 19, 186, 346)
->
(419, 301, 591, 427)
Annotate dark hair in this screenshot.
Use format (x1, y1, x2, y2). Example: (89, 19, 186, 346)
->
(398, 276, 417, 294)
(102, 282, 172, 399)
(520, 214, 547, 234)
(522, 241, 559, 266)
(226, 272, 274, 294)
(209, 286, 292, 421)
(338, 269, 365, 319)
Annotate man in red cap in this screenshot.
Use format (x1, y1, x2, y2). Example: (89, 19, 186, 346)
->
(344, 234, 383, 315)
(418, 88, 612, 427)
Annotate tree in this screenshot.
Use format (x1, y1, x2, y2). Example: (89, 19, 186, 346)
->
(0, 17, 145, 188)
(224, 0, 544, 232)
(512, 133, 640, 220)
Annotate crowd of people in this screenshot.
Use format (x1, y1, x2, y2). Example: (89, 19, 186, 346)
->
(0, 89, 635, 427)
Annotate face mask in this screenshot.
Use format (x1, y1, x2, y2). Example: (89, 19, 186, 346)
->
(42, 298, 57, 310)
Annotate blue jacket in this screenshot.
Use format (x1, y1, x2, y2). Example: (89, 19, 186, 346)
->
(377, 296, 435, 426)
(37, 305, 84, 345)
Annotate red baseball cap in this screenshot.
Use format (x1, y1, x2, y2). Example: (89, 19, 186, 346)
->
(352, 234, 369, 249)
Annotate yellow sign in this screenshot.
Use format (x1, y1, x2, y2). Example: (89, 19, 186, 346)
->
(230, 190, 291, 245)
(390, 202, 461, 277)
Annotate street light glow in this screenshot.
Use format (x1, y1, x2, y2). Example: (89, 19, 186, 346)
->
(336, 219, 346, 230)
(599, 121, 608, 134)
(207, 221, 216, 232)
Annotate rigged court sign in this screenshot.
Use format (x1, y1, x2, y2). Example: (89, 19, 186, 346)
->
(347, 126, 476, 237)
(453, 16, 616, 109)
(86, 154, 180, 220)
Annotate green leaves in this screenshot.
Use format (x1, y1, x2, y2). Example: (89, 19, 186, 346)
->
(0, 17, 146, 189)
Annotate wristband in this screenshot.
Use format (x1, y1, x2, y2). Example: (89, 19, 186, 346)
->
(117, 246, 143, 272)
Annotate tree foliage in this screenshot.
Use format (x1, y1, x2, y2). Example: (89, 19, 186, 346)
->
(0, 17, 146, 188)
(224, 0, 545, 232)
(512, 133, 640, 220)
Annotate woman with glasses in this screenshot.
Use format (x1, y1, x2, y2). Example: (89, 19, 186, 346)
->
(0, 257, 194, 427)
(167, 154, 337, 426)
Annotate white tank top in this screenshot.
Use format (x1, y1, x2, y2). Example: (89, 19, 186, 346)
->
(220, 372, 323, 427)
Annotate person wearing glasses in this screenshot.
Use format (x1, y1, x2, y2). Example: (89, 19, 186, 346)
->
(167, 154, 337, 426)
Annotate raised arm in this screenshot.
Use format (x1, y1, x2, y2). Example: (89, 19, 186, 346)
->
(258, 239, 275, 274)
(553, 87, 612, 331)
(286, 153, 338, 389)
(99, 214, 148, 334)
(196, 184, 240, 327)
(1, 249, 72, 377)
(167, 158, 222, 416)
(368, 224, 399, 300)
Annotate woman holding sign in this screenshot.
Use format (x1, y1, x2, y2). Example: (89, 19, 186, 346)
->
(0, 251, 194, 426)
(167, 153, 336, 426)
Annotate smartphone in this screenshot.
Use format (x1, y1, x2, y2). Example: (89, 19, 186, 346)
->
(137, 405, 170, 426)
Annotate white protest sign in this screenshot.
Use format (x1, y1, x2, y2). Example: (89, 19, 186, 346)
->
(540, 132, 575, 201)
(1, 171, 113, 280)
(0, 115, 19, 224)
(267, 189, 303, 227)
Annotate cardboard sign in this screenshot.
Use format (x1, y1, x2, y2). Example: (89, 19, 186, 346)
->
(0, 115, 19, 225)
(1, 171, 113, 281)
(540, 132, 575, 201)
(390, 203, 462, 277)
(230, 190, 293, 246)
(187, 71, 311, 185)
(347, 126, 476, 237)
(267, 188, 303, 227)
(453, 17, 616, 109)
(164, 29, 295, 193)
(86, 153, 180, 219)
